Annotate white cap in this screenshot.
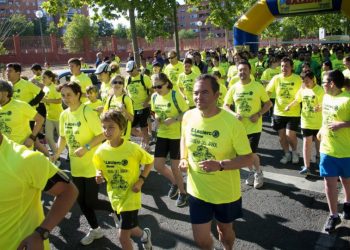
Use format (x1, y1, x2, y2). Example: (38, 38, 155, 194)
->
(126, 61, 136, 72)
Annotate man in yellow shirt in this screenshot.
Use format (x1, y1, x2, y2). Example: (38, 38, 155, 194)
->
(30, 63, 44, 88)
(164, 51, 184, 85)
(0, 131, 78, 250)
(180, 74, 253, 250)
(317, 70, 350, 233)
(68, 58, 93, 103)
(178, 58, 200, 109)
(331, 48, 346, 72)
(224, 61, 272, 189)
(125, 60, 153, 150)
(266, 57, 302, 165)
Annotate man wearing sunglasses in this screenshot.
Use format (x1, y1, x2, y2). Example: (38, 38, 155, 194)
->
(125, 61, 153, 150)
(164, 51, 184, 88)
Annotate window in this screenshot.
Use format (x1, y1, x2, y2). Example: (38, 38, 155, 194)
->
(190, 14, 198, 19)
(0, 0, 7, 4)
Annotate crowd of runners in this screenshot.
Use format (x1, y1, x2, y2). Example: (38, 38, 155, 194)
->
(0, 42, 350, 250)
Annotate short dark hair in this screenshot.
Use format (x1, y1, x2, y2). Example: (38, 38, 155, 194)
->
(196, 74, 219, 93)
(31, 63, 42, 71)
(184, 58, 193, 65)
(57, 81, 82, 100)
(345, 56, 350, 62)
(43, 70, 57, 82)
(0, 80, 13, 98)
(300, 70, 314, 80)
(323, 60, 333, 70)
(281, 57, 294, 67)
(327, 70, 345, 89)
(151, 73, 173, 89)
(86, 85, 99, 94)
(237, 59, 251, 70)
(6, 63, 22, 72)
(68, 58, 81, 67)
(100, 110, 127, 134)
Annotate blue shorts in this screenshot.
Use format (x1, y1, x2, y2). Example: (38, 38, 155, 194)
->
(188, 195, 242, 224)
(319, 153, 350, 178)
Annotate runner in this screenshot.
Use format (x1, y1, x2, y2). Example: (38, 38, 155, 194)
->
(68, 58, 93, 103)
(285, 70, 324, 175)
(93, 110, 153, 250)
(52, 82, 113, 245)
(180, 74, 253, 249)
(317, 70, 350, 233)
(151, 73, 189, 207)
(85, 85, 103, 114)
(266, 57, 302, 164)
(95, 62, 112, 104)
(224, 61, 272, 189)
(178, 58, 200, 109)
(164, 51, 184, 87)
(104, 75, 134, 140)
(0, 131, 78, 250)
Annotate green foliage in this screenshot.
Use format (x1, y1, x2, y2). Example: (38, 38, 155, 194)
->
(178, 29, 197, 39)
(0, 42, 7, 55)
(7, 14, 34, 36)
(113, 24, 128, 38)
(63, 14, 97, 53)
(47, 21, 59, 35)
(33, 16, 48, 36)
(96, 20, 114, 37)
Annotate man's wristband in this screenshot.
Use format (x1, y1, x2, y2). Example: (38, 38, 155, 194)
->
(139, 175, 146, 181)
(29, 134, 37, 141)
(219, 161, 225, 171)
(84, 144, 91, 151)
(35, 226, 50, 240)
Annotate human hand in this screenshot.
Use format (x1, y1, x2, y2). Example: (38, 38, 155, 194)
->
(199, 160, 220, 173)
(17, 232, 44, 250)
(132, 179, 144, 193)
(23, 138, 34, 148)
(74, 147, 87, 157)
(178, 158, 189, 172)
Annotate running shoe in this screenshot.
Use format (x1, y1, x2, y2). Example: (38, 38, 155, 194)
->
(176, 193, 187, 207)
(168, 184, 178, 199)
(245, 171, 254, 186)
(141, 228, 152, 250)
(254, 172, 264, 189)
(80, 227, 104, 245)
(292, 152, 299, 164)
(324, 215, 341, 233)
(343, 203, 350, 220)
(299, 166, 310, 176)
(280, 153, 291, 164)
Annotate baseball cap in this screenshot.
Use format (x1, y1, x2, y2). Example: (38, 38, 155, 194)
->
(95, 62, 111, 74)
(126, 61, 136, 72)
(152, 61, 161, 67)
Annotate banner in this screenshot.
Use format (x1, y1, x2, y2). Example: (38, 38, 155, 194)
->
(278, 0, 333, 14)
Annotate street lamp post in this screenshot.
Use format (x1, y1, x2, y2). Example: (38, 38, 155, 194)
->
(196, 20, 203, 50)
(35, 10, 47, 64)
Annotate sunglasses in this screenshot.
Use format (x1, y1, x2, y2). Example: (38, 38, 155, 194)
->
(112, 80, 124, 85)
(168, 56, 176, 60)
(152, 83, 166, 89)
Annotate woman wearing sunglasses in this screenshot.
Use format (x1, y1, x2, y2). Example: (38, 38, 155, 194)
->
(104, 75, 134, 140)
(150, 73, 189, 207)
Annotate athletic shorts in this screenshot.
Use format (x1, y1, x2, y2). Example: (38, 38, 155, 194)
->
(132, 107, 150, 128)
(301, 129, 319, 138)
(115, 210, 139, 230)
(247, 133, 261, 153)
(319, 153, 350, 178)
(272, 115, 300, 132)
(188, 195, 242, 224)
(154, 137, 180, 159)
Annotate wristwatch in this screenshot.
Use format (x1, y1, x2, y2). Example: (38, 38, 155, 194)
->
(35, 226, 50, 240)
(84, 143, 91, 151)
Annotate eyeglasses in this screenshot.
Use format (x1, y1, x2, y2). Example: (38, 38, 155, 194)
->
(168, 56, 176, 60)
(152, 83, 166, 89)
(322, 80, 331, 85)
(112, 80, 124, 85)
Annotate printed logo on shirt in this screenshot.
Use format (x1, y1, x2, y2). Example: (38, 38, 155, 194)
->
(192, 145, 216, 162)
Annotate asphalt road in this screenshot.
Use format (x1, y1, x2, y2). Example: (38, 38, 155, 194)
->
(46, 119, 350, 250)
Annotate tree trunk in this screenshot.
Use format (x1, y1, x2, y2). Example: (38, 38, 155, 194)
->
(172, 0, 180, 59)
(129, 2, 140, 66)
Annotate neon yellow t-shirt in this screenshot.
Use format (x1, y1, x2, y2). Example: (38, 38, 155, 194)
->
(295, 85, 324, 130)
(320, 91, 350, 158)
(100, 81, 112, 104)
(93, 140, 153, 214)
(70, 73, 93, 103)
(103, 94, 134, 140)
(228, 74, 255, 89)
(191, 65, 201, 76)
(0, 99, 37, 144)
(212, 65, 226, 78)
(164, 62, 184, 86)
(343, 69, 350, 79)
(331, 59, 346, 72)
(177, 71, 200, 107)
(151, 90, 189, 139)
(85, 99, 103, 111)
(59, 104, 103, 177)
(224, 80, 270, 134)
(30, 75, 43, 85)
(249, 58, 257, 76)
(125, 74, 152, 111)
(182, 108, 252, 204)
(217, 83, 227, 108)
(254, 60, 265, 80)
(0, 135, 58, 250)
(266, 73, 302, 117)
(219, 62, 230, 76)
(12, 78, 41, 103)
(261, 67, 281, 98)
(43, 83, 63, 121)
(227, 65, 238, 80)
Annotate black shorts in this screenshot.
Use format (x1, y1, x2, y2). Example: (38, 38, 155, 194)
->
(247, 133, 261, 153)
(154, 137, 180, 159)
(132, 108, 150, 128)
(188, 195, 242, 224)
(115, 210, 139, 230)
(301, 128, 319, 137)
(272, 115, 300, 132)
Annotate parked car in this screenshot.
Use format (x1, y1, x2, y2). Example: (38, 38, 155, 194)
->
(56, 69, 100, 87)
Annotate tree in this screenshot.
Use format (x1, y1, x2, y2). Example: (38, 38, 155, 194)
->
(6, 14, 34, 36)
(47, 21, 59, 35)
(113, 24, 127, 38)
(96, 20, 114, 37)
(42, 0, 176, 66)
(33, 16, 48, 36)
(63, 14, 97, 53)
(178, 29, 197, 39)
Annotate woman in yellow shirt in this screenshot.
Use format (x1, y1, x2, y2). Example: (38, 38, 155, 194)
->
(52, 82, 113, 245)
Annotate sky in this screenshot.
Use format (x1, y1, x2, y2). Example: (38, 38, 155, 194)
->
(91, 0, 185, 28)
